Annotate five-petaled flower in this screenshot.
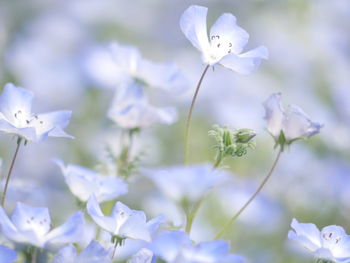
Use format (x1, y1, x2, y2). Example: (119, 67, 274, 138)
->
(180, 5, 268, 74)
(263, 93, 322, 146)
(108, 82, 177, 129)
(87, 195, 156, 242)
(0, 83, 73, 142)
(54, 159, 128, 203)
(288, 218, 350, 262)
(0, 202, 85, 248)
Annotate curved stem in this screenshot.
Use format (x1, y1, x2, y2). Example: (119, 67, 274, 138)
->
(184, 65, 210, 165)
(1, 137, 22, 207)
(214, 147, 283, 240)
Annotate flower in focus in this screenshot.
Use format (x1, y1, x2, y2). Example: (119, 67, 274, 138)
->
(51, 240, 111, 263)
(263, 93, 322, 146)
(180, 5, 268, 74)
(0, 83, 73, 142)
(54, 159, 128, 203)
(87, 195, 155, 242)
(110, 41, 187, 93)
(108, 82, 177, 129)
(129, 248, 154, 263)
(150, 230, 245, 263)
(0, 245, 17, 263)
(288, 218, 350, 262)
(143, 164, 228, 205)
(0, 202, 84, 248)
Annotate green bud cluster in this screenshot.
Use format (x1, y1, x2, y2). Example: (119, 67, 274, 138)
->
(209, 125, 256, 167)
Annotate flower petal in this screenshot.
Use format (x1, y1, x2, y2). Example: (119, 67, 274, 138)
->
(0, 83, 33, 122)
(51, 245, 76, 263)
(130, 248, 154, 263)
(46, 211, 85, 246)
(0, 119, 37, 141)
(78, 241, 111, 263)
(87, 195, 116, 233)
(180, 5, 210, 53)
(209, 13, 249, 54)
(263, 93, 285, 139)
(219, 46, 268, 74)
(288, 218, 321, 252)
(0, 245, 17, 263)
(110, 42, 142, 75)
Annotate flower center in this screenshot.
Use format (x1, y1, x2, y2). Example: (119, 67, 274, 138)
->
(13, 110, 45, 128)
(208, 34, 233, 63)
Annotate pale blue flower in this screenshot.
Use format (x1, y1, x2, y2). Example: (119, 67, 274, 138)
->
(0, 202, 84, 248)
(87, 195, 154, 242)
(263, 93, 322, 143)
(110, 42, 187, 93)
(0, 83, 73, 142)
(288, 218, 350, 262)
(180, 5, 268, 74)
(0, 245, 17, 263)
(108, 82, 177, 129)
(54, 159, 128, 203)
(129, 248, 155, 263)
(143, 164, 228, 204)
(150, 231, 245, 263)
(51, 240, 111, 263)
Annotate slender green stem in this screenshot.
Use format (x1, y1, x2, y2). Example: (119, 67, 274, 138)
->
(112, 241, 118, 260)
(1, 137, 22, 207)
(185, 200, 203, 234)
(214, 147, 283, 240)
(184, 65, 210, 165)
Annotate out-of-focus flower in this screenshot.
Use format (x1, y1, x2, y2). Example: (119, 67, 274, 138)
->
(129, 248, 154, 263)
(87, 195, 154, 242)
(288, 218, 350, 262)
(143, 164, 228, 204)
(51, 240, 111, 263)
(0, 83, 73, 142)
(180, 5, 268, 74)
(54, 159, 128, 203)
(0, 202, 84, 248)
(110, 42, 187, 93)
(108, 82, 177, 129)
(150, 230, 245, 263)
(263, 93, 322, 146)
(0, 245, 17, 263)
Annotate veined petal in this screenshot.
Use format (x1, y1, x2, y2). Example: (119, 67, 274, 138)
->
(0, 245, 17, 263)
(78, 241, 111, 263)
(263, 93, 285, 139)
(34, 110, 73, 141)
(51, 245, 76, 263)
(209, 13, 249, 55)
(0, 119, 37, 141)
(87, 195, 116, 233)
(180, 5, 210, 54)
(0, 83, 33, 123)
(219, 46, 268, 75)
(110, 42, 142, 75)
(119, 212, 151, 242)
(46, 211, 85, 246)
(130, 248, 154, 263)
(289, 218, 322, 251)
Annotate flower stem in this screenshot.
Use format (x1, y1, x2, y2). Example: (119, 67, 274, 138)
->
(184, 65, 210, 165)
(1, 137, 22, 207)
(185, 199, 203, 234)
(213, 147, 283, 240)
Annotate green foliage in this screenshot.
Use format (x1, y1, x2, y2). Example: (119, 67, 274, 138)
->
(209, 125, 256, 167)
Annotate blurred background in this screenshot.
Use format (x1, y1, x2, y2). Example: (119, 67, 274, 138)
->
(0, 0, 350, 262)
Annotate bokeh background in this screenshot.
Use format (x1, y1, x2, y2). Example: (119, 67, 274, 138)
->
(0, 0, 350, 262)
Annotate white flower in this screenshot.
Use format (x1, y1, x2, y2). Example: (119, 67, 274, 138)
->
(54, 159, 128, 203)
(263, 93, 323, 143)
(51, 240, 111, 263)
(0, 83, 73, 142)
(143, 164, 228, 204)
(108, 82, 177, 129)
(180, 5, 268, 74)
(110, 42, 187, 93)
(87, 195, 154, 242)
(288, 218, 350, 262)
(0, 202, 84, 248)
